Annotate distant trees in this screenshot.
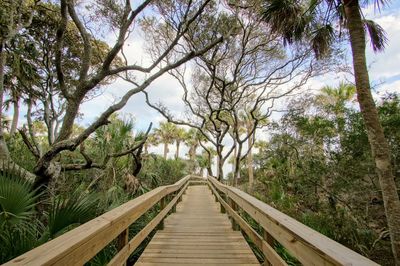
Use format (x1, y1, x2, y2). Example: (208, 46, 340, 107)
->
(154, 122, 176, 159)
(145, 7, 327, 182)
(255, 88, 400, 263)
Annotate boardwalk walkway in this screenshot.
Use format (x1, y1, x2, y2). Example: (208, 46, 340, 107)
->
(5, 176, 379, 266)
(136, 185, 259, 265)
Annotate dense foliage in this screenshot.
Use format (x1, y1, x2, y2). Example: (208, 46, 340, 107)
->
(235, 91, 400, 265)
(0, 114, 189, 264)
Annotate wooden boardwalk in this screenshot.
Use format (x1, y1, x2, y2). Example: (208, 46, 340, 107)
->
(6, 176, 378, 266)
(136, 185, 260, 265)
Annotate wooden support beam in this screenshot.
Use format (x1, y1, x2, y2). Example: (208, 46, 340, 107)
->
(227, 198, 239, 231)
(220, 194, 226, 213)
(158, 197, 166, 230)
(116, 228, 129, 266)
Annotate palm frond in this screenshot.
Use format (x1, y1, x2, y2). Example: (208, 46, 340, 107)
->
(311, 24, 335, 59)
(363, 19, 387, 52)
(0, 165, 40, 263)
(0, 167, 38, 228)
(361, 0, 391, 11)
(261, 0, 307, 45)
(47, 191, 99, 238)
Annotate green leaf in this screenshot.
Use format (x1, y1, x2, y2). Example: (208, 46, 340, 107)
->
(363, 19, 387, 52)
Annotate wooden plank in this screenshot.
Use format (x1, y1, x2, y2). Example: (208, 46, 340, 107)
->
(136, 185, 259, 265)
(208, 176, 379, 266)
(5, 175, 192, 266)
(142, 249, 254, 254)
(108, 182, 189, 266)
(136, 263, 259, 266)
(140, 253, 256, 258)
(137, 257, 259, 264)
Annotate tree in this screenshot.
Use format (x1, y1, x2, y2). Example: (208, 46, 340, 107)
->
(145, 9, 324, 180)
(260, 1, 400, 261)
(154, 122, 177, 159)
(0, 0, 38, 160)
(316, 82, 356, 147)
(0, 0, 223, 189)
(238, 109, 268, 189)
(173, 126, 187, 160)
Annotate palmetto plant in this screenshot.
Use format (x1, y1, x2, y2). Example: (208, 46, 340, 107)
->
(46, 191, 99, 238)
(0, 163, 101, 263)
(0, 164, 40, 263)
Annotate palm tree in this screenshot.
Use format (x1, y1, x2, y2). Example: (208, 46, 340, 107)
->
(185, 129, 204, 172)
(261, 1, 400, 261)
(154, 122, 176, 159)
(143, 133, 158, 155)
(317, 82, 356, 146)
(173, 127, 187, 160)
(185, 128, 203, 161)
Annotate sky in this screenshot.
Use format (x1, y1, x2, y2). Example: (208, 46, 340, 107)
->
(79, 4, 400, 125)
(7, 3, 400, 173)
(80, 4, 400, 158)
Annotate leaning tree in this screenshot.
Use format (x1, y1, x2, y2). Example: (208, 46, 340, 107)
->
(255, 0, 400, 262)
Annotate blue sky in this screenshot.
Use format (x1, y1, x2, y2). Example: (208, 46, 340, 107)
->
(6, 3, 400, 162)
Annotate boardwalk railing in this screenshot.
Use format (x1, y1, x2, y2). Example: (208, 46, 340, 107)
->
(5, 174, 379, 266)
(5, 175, 205, 266)
(206, 175, 378, 266)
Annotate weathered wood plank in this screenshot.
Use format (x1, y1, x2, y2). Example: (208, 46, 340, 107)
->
(136, 185, 259, 265)
(108, 182, 190, 266)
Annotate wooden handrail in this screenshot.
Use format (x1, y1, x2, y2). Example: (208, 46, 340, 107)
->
(207, 176, 379, 266)
(5, 175, 200, 266)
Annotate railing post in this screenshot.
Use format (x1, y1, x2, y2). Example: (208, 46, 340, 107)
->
(220, 193, 226, 213)
(262, 229, 275, 266)
(158, 196, 166, 230)
(171, 192, 177, 213)
(228, 198, 239, 231)
(116, 228, 129, 266)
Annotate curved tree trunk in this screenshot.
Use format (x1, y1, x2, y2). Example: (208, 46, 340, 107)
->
(10, 96, 20, 136)
(345, 1, 400, 263)
(216, 147, 224, 180)
(247, 132, 254, 190)
(163, 142, 168, 159)
(207, 152, 213, 177)
(56, 99, 81, 142)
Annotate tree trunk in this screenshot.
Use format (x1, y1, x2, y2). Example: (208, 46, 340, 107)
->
(207, 165, 213, 176)
(207, 152, 213, 177)
(0, 41, 10, 160)
(233, 140, 238, 186)
(175, 141, 180, 159)
(216, 152, 224, 181)
(247, 132, 254, 190)
(345, 1, 400, 263)
(0, 41, 6, 139)
(56, 99, 80, 142)
(10, 96, 19, 136)
(163, 142, 169, 159)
